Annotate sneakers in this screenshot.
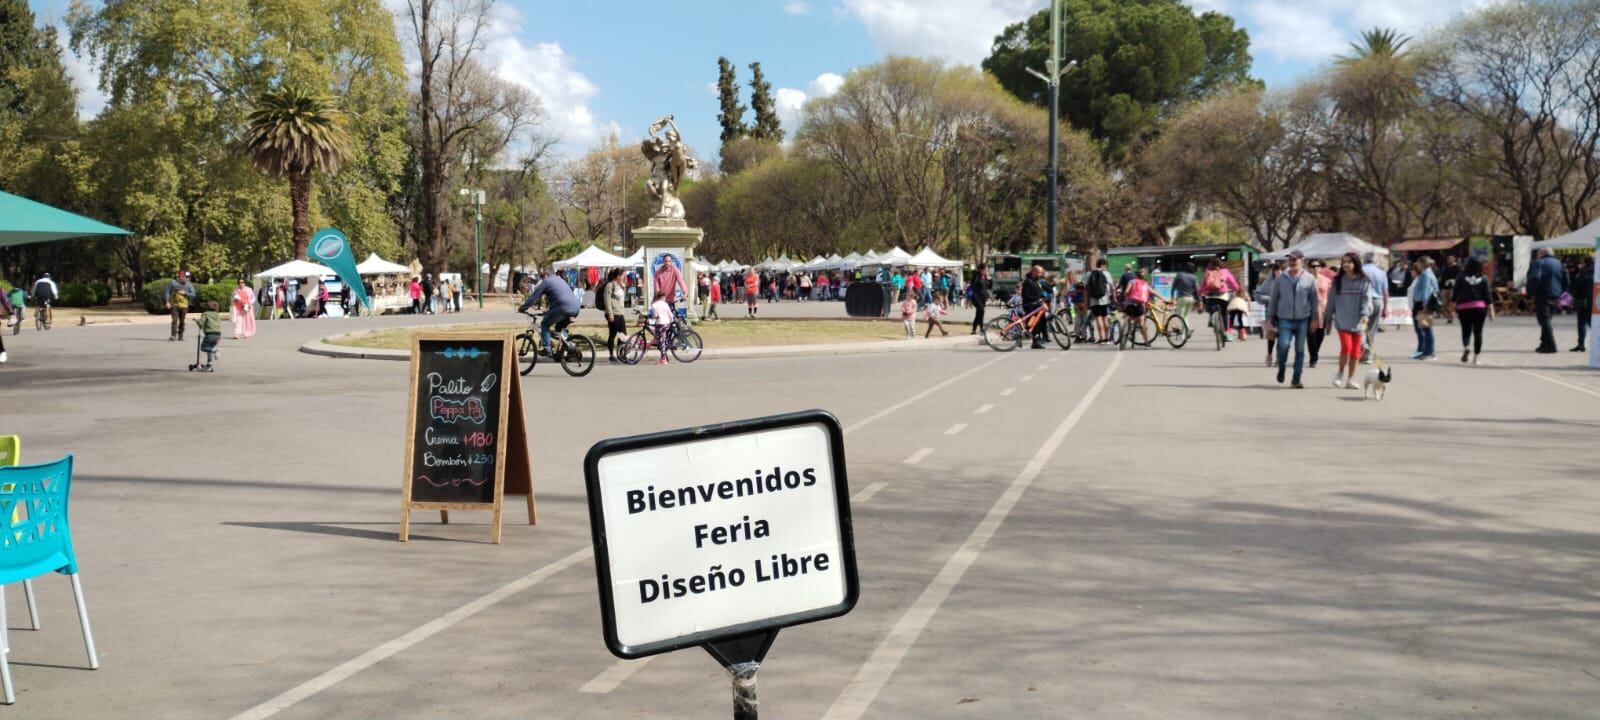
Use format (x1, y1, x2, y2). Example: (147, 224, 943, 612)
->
(0, 351, 6, 363)
(1461, 349, 1470, 363)
(1409, 351, 1423, 360)
(1332, 373, 1344, 389)
(1473, 355, 1482, 365)
(1276, 366, 1286, 384)
(1420, 354, 1436, 361)
(1291, 381, 1304, 389)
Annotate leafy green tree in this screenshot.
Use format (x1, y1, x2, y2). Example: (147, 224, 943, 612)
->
(748, 61, 783, 142)
(983, 0, 1257, 160)
(245, 87, 351, 259)
(716, 57, 748, 143)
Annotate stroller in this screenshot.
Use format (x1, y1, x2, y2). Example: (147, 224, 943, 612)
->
(188, 318, 219, 372)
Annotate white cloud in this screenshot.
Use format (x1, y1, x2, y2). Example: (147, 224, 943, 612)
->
(1244, 0, 1488, 65)
(478, 3, 609, 158)
(775, 87, 807, 138)
(784, 1, 810, 15)
(706, 81, 719, 96)
(58, 32, 109, 120)
(808, 72, 845, 98)
(839, 0, 1038, 65)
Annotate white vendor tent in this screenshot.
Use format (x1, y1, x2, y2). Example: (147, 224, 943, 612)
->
(1262, 233, 1388, 261)
(876, 247, 914, 266)
(625, 248, 645, 266)
(254, 259, 333, 279)
(552, 244, 630, 269)
(909, 246, 963, 268)
(355, 253, 412, 275)
(1533, 218, 1600, 250)
(800, 255, 828, 272)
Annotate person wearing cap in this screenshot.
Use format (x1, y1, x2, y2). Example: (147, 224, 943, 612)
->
(1267, 250, 1321, 388)
(165, 271, 199, 341)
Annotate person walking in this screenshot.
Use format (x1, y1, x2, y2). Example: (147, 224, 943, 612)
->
(707, 275, 722, 321)
(1453, 258, 1492, 364)
(744, 268, 760, 318)
(1409, 257, 1440, 360)
(1307, 258, 1334, 368)
(969, 263, 991, 334)
(1172, 262, 1199, 320)
(924, 290, 950, 338)
(1528, 248, 1568, 353)
(421, 273, 435, 314)
(165, 271, 198, 341)
(898, 289, 917, 339)
(1570, 257, 1592, 353)
(1326, 252, 1373, 388)
(1268, 251, 1320, 388)
(1086, 258, 1114, 343)
(1360, 253, 1389, 363)
(1123, 268, 1158, 346)
(408, 276, 422, 315)
(603, 268, 627, 362)
(798, 272, 812, 301)
(230, 279, 257, 339)
(0, 286, 12, 363)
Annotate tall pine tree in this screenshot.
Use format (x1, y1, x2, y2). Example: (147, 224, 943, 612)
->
(748, 61, 782, 142)
(716, 57, 747, 142)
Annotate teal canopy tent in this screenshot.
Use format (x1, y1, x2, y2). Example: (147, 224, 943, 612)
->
(0, 190, 132, 247)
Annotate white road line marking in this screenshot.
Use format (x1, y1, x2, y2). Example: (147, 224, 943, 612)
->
(944, 423, 967, 436)
(1020, 375, 1034, 382)
(580, 658, 653, 694)
(973, 403, 994, 415)
(230, 547, 595, 720)
(999, 387, 1015, 396)
(822, 354, 1123, 720)
(1496, 364, 1600, 400)
(902, 448, 934, 465)
(1036, 364, 1047, 370)
(852, 481, 889, 503)
(845, 355, 1011, 434)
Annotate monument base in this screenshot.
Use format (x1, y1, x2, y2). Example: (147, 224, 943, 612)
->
(632, 222, 704, 318)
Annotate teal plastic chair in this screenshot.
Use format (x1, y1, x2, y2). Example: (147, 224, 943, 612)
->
(0, 455, 99, 704)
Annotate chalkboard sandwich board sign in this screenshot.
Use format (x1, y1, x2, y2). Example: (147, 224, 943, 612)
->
(400, 332, 535, 543)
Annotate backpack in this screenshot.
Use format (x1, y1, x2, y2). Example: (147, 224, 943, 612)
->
(593, 280, 609, 310)
(1086, 269, 1109, 299)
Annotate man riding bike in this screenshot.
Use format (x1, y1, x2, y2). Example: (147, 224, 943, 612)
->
(32, 273, 59, 330)
(518, 270, 581, 354)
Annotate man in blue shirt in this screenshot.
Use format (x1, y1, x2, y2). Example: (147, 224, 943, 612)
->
(1527, 247, 1569, 353)
(518, 270, 581, 353)
(1360, 253, 1389, 363)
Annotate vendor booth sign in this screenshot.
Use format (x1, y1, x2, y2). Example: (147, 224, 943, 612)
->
(1382, 298, 1413, 327)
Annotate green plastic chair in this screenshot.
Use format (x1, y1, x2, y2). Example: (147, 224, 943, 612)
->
(0, 436, 37, 662)
(0, 436, 15, 467)
(0, 455, 99, 704)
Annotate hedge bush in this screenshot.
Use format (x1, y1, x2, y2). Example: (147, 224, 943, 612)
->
(90, 283, 112, 306)
(56, 282, 97, 307)
(141, 279, 170, 313)
(139, 279, 234, 313)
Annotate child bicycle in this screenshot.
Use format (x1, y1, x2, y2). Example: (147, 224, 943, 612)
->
(620, 308, 703, 365)
(516, 310, 596, 377)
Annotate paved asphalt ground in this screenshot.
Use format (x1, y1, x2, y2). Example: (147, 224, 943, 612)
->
(1, 303, 1597, 719)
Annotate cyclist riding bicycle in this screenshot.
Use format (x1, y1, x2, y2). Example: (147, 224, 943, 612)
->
(518, 270, 581, 354)
(1199, 258, 1243, 341)
(32, 272, 58, 328)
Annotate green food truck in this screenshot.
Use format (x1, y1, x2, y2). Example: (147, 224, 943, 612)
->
(1103, 243, 1260, 294)
(985, 251, 1086, 301)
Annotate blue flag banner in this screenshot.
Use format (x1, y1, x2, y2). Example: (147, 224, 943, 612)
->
(310, 227, 371, 310)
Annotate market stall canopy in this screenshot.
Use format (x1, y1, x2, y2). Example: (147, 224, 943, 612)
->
(1261, 233, 1388, 261)
(800, 255, 828, 272)
(1533, 218, 1600, 249)
(625, 248, 645, 266)
(868, 247, 914, 266)
(355, 253, 413, 275)
(909, 246, 963, 268)
(254, 259, 333, 279)
(0, 190, 132, 247)
(1390, 238, 1464, 253)
(552, 244, 630, 269)
(691, 258, 711, 272)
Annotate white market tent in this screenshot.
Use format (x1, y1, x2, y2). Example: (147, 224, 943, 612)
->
(355, 253, 412, 275)
(625, 248, 645, 266)
(691, 258, 711, 272)
(1533, 218, 1600, 250)
(800, 255, 828, 272)
(1261, 232, 1389, 261)
(254, 259, 333, 279)
(552, 244, 630, 269)
(867, 246, 914, 267)
(908, 246, 963, 268)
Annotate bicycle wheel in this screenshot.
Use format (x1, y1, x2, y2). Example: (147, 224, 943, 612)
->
(620, 331, 648, 365)
(559, 335, 596, 377)
(1136, 315, 1159, 347)
(36, 311, 45, 332)
(671, 329, 704, 363)
(1109, 317, 1123, 346)
(983, 317, 1019, 352)
(1050, 315, 1073, 350)
(516, 333, 538, 376)
(1212, 312, 1226, 351)
(1164, 315, 1189, 348)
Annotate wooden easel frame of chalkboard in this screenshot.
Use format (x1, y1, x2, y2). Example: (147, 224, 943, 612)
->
(399, 331, 536, 544)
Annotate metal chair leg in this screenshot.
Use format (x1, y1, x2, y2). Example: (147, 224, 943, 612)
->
(0, 589, 13, 704)
(69, 574, 98, 670)
(22, 580, 37, 630)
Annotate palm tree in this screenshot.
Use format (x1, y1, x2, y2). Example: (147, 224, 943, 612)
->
(245, 86, 351, 259)
(1339, 28, 1411, 64)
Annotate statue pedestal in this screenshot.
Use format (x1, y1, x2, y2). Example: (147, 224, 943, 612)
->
(633, 221, 704, 318)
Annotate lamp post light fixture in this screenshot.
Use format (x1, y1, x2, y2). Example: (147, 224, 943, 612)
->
(458, 187, 486, 308)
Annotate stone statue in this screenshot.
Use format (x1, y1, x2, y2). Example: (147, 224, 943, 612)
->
(641, 115, 697, 223)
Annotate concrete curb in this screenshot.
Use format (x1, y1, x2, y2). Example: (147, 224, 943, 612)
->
(300, 329, 983, 362)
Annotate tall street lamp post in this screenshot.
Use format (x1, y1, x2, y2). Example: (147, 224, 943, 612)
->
(459, 187, 485, 308)
(1025, 0, 1075, 255)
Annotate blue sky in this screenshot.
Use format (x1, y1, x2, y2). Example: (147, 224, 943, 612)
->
(31, 0, 1492, 163)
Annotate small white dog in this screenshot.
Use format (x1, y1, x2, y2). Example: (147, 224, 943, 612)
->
(1362, 366, 1392, 400)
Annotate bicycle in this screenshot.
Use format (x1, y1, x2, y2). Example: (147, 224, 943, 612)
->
(34, 299, 51, 331)
(621, 309, 704, 365)
(516, 311, 596, 377)
(984, 298, 1071, 352)
(1203, 295, 1231, 351)
(1135, 298, 1189, 349)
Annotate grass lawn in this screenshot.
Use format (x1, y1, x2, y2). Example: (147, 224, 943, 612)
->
(326, 319, 924, 350)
